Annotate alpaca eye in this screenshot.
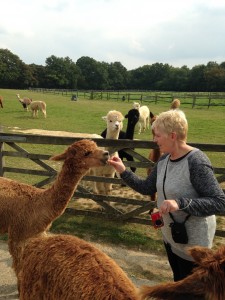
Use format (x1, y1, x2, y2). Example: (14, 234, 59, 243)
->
(84, 151, 92, 157)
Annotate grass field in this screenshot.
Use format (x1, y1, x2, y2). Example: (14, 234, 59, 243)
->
(1, 89, 225, 142)
(0, 88, 225, 252)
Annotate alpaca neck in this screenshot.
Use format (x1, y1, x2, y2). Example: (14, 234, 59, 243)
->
(150, 148, 162, 163)
(106, 129, 120, 140)
(125, 124, 135, 139)
(47, 160, 88, 216)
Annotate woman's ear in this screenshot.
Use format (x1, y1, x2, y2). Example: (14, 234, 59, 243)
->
(171, 131, 177, 140)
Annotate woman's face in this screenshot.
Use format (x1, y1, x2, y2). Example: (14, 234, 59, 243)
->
(153, 127, 174, 153)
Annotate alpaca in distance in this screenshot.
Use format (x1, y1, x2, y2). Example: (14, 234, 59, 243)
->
(30, 100, 47, 118)
(170, 98, 181, 109)
(16, 94, 32, 111)
(0, 139, 109, 274)
(133, 102, 150, 134)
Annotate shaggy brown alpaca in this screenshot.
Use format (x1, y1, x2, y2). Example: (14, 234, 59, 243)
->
(17, 234, 139, 300)
(147, 112, 162, 201)
(139, 245, 225, 300)
(0, 95, 3, 108)
(16, 94, 32, 111)
(30, 100, 47, 118)
(0, 139, 109, 274)
(170, 98, 181, 109)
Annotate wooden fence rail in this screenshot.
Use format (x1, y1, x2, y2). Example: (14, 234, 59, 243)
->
(0, 133, 225, 238)
(29, 88, 225, 108)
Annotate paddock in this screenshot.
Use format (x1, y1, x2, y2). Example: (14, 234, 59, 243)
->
(0, 132, 224, 237)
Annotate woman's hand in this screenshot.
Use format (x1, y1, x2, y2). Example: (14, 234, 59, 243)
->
(159, 200, 179, 215)
(107, 156, 126, 174)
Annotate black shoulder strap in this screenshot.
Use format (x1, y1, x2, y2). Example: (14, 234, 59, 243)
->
(169, 212, 190, 224)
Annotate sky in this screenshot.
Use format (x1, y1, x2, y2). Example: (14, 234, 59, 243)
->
(1, 0, 225, 71)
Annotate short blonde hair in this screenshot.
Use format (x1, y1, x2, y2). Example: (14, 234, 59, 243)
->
(152, 109, 188, 141)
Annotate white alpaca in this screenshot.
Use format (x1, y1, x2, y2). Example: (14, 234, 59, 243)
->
(16, 94, 32, 111)
(30, 100, 47, 118)
(92, 110, 124, 195)
(133, 102, 150, 134)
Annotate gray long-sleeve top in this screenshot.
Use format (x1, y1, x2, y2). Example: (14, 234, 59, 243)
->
(121, 148, 225, 260)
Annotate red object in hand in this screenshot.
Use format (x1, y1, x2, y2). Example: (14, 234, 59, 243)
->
(151, 211, 164, 229)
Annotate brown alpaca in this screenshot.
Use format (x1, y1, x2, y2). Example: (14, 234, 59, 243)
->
(139, 245, 225, 300)
(147, 112, 162, 201)
(170, 98, 181, 109)
(0, 139, 109, 274)
(16, 94, 32, 111)
(30, 100, 47, 118)
(0, 95, 3, 108)
(17, 234, 139, 300)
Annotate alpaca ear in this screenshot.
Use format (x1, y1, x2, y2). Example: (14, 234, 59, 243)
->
(50, 152, 67, 161)
(125, 114, 128, 118)
(102, 116, 107, 122)
(189, 246, 213, 265)
(150, 111, 154, 118)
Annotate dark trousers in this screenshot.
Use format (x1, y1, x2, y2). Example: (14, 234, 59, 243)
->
(164, 242, 196, 282)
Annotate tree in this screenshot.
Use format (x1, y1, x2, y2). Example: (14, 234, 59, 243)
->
(76, 56, 109, 90)
(45, 55, 80, 89)
(204, 62, 225, 92)
(107, 62, 128, 89)
(0, 48, 31, 88)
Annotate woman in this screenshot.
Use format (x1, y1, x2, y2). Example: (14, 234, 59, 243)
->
(108, 109, 225, 281)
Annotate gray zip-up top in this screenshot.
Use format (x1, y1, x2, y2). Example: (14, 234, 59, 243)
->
(121, 148, 225, 261)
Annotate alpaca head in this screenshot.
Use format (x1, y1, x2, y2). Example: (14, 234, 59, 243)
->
(133, 102, 140, 110)
(150, 111, 157, 125)
(102, 110, 124, 133)
(50, 139, 109, 168)
(140, 245, 225, 300)
(125, 109, 139, 127)
(188, 245, 225, 298)
(171, 98, 181, 109)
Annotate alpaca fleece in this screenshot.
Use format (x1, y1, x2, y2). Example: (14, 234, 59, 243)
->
(16, 94, 32, 111)
(0, 95, 3, 108)
(133, 102, 150, 134)
(30, 100, 47, 118)
(18, 234, 139, 300)
(0, 139, 109, 274)
(101, 108, 139, 173)
(170, 98, 181, 109)
(92, 110, 124, 194)
(139, 245, 225, 300)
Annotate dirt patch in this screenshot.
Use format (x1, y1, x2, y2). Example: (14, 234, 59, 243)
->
(10, 128, 103, 138)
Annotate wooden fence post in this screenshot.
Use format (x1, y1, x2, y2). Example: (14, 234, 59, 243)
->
(192, 95, 196, 108)
(0, 142, 4, 177)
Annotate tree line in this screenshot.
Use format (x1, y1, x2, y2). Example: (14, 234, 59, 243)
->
(1, 48, 225, 92)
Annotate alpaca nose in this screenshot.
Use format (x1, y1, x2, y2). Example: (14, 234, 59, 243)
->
(104, 151, 109, 158)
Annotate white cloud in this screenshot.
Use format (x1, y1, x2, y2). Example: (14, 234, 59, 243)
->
(1, 0, 225, 70)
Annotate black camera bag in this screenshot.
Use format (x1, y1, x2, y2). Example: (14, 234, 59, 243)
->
(169, 213, 190, 244)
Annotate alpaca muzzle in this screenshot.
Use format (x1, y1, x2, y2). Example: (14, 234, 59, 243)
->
(101, 151, 110, 164)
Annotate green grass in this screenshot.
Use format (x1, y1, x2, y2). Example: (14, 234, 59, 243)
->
(0, 88, 225, 251)
(51, 214, 164, 254)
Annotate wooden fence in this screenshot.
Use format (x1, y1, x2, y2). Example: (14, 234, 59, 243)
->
(0, 132, 225, 238)
(29, 88, 225, 108)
